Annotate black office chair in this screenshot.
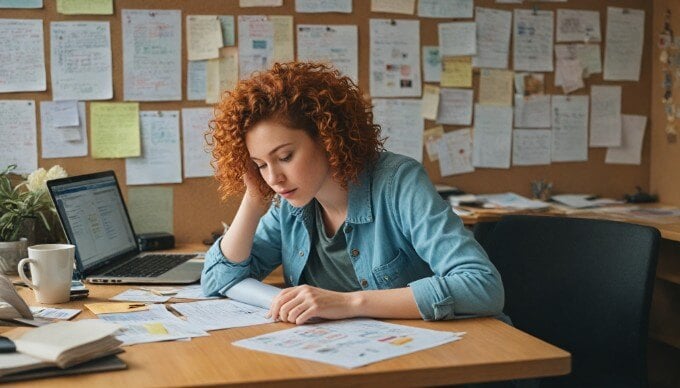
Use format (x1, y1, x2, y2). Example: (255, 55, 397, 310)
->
(473, 215, 660, 388)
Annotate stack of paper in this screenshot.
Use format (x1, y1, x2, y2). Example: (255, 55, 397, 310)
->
(0, 320, 121, 376)
(551, 194, 622, 209)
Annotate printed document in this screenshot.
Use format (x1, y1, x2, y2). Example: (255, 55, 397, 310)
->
(170, 299, 273, 331)
(297, 24, 358, 83)
(233, 318, 463, 369)
(369, 19, 421, 97)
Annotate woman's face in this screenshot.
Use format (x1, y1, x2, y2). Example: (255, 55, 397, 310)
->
(246, 120, 332, 208)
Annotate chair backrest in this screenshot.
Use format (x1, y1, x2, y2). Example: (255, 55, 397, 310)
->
(474, 215, 660, 387)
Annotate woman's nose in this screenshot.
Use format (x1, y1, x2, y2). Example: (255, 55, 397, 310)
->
(264, 166, 284, 185)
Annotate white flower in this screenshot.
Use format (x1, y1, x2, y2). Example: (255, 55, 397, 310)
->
(25, 165, 68, 194)
(26, 168, 47, 193)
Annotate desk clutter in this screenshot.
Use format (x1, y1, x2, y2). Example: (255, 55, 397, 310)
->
(0, 276, 466, 381)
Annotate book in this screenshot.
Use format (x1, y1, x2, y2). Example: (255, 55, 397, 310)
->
(0, 320, 122, 377)
(0, 354, 126, 383)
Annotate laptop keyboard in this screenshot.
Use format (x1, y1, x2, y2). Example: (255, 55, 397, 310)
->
(103, 254, 195, 278)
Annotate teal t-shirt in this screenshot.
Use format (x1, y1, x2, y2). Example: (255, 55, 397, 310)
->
(300, 201, 361, 292)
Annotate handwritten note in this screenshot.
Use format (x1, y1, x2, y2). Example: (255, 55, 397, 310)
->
(0, 19, 45, 92)
(437, 88, 473, 125)
(472, 105, 513, 169)
(56, 0, 112, 15)
(206, 47, 238, 104)
(479, 69, 513, 106)
(0, 100, 37, 174)
(603, 7, 645, 81)
(437, 129, 474, 176)
(512, 129, 551, 166)
(40, 101, 88, 159)
(513, 9, 554, 72)
(50, 22, 112, 101)
(372, 99, 424, 162)
(590, 85, 622, 147)
(187, 15, 223, 61)
(441, 56, 472, 88)
(90, 102, 140, 158)
(125, 111, 182, 185)
(182, 108, 214, 178)
(605, 115, 647, 165)
(551, 95, 589, 162)
(473, 7, 512, 69)
(297, 24, 358, 83)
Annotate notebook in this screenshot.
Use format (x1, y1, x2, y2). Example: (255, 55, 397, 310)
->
(47, 171, 203, 284)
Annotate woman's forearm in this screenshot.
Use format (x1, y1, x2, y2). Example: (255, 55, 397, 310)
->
(220, 194, 269, 263)
(350, 287, 422, 319)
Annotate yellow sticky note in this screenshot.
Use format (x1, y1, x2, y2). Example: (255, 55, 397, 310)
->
(91, 102, 141, 159)
(206, 47, 239, 104)
(421, 84, 440, 121)
(143, 322, 169, 335)
(57, 0, 113, 15)
(270, 16, 294, 64)
(390, 337, 413, 346)
(479, 69, 514, 106)
(85, 302, 149, 315)
(441, 57, 472, 88)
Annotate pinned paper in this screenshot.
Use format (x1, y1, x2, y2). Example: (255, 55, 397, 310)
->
(143, 322, 169, 335)
(479, 69, 513, 106)
(85, 302, 149, 315)
(56, 0, 112, 15)
(91, 102, 140, 158)
(421, 85, 440, 120)
(441, 57, 472, 88)
(424, 125, 444, 162)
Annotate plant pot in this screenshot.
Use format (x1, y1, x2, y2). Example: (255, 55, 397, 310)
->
(0, 238, 28, 275)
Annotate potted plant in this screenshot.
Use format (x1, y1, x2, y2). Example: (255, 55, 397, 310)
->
(0, 164, 67, 274)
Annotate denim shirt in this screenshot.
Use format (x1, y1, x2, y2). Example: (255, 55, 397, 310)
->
(201, 152, 505, 321)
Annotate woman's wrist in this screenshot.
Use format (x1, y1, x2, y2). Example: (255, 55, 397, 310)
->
(348, 291, 367, 317)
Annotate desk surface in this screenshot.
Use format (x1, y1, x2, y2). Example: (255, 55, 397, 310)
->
(5, 280, 570, 387)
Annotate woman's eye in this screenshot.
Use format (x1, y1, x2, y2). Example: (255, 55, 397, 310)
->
(280, 153, 292, 162)
(257, 164, 266, 170)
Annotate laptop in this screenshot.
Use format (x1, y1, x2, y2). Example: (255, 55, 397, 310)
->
(47, 171, 203, 284)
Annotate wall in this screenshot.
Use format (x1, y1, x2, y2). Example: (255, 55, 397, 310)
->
(1, 0, 653, 243)
(651, 0, 680, 205)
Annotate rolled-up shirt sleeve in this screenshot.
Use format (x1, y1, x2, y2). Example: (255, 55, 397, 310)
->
(200, 204, 284, 297)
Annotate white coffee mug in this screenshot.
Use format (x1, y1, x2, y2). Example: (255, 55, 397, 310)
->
(18, 244, 75, 304)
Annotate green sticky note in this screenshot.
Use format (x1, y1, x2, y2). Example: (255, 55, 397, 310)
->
(128, 187, 174, 234)
(91, 103, 141, 158)
(56, 0, 112, 15)
(0, 0, 41, 8)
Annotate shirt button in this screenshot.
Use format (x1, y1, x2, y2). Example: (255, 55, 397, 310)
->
(360, 279, 368, 288)
(345, 225, 353, 233)
(298, 250, 304, 257)
(351, 248, 360, 257)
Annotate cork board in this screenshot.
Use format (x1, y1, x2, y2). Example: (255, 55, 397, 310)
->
(1, 0, 653, 243)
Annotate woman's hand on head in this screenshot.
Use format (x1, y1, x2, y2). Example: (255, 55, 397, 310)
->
(268, 285, 359, 325)
(242, 161, 271, 215)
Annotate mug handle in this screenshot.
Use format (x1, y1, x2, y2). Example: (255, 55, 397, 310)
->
(17, 258, 39, 291)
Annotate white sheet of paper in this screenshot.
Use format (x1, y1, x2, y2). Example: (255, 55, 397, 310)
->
(126, 111, 182, 185)
(605, 115, 647, 165)
(418, 0, 473, 18)
(514, 94, 551, 128)
(238, 15, 274, 78)
(478, 193, 549, 210)
(555, 59, 584, 93)
(205, 47, 238, 104)
(186, 15, 223, 61)
(187, 60, 207, 101)
(478, 69, 514, 106)
(603, 7, 645, 81)
(421, 84, 440, 121)
(218, 15, 235, 46)
(174, 285, 221, 300)
(436, 88, 473, 125)
(30, 306, 81, 320)
(0, 0, 42, 8)
(123, 10, 181, 101)
(590, 85, 622, 147)
(373, 99, 424, 162)
(439, 22, 476, 56)
(0, 100, 37, 174)
(513, 9, 554, 72)
(0, 19, 45, 92)
(233, 318, 462, 369)
(99, 304, 209, 346)
(170, 299, 273, 331)
(182, 108, 214, 178)
(472, 7, 512, 69)
(50, 100, 80, 127)
(295, 0, 351, 13)
(472, 105, 513, 169)
(555, 43, 602, 80)
(422, 46, 441, 82)
(551, 95, 589, 162)
(40, 101, 88, 159)
(556, 9, 601, 42)
(371, 0, 415, 14)
(369, 19, 421, 97)
(297, 24, 358, 83)
(437, 128, 474, 176)
(512, 129, 551, 166)
(50, 21, 112, 101)
(270, 15, 294, 64)
(110, 289, 171, 303)
(224, 278, 282, 309)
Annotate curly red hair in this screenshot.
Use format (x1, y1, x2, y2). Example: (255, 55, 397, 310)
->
(208, 62, 384, 201)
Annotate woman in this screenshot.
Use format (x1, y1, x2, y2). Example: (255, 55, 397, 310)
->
(203, 62, 504, 324)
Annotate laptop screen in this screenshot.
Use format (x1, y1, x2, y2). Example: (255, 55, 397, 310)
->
(48, 172, 138, 272)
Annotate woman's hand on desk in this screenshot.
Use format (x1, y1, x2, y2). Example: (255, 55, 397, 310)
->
(267, 285, 358, 325)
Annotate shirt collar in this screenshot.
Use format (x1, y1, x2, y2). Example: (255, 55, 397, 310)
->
(288, 165, 374, 225)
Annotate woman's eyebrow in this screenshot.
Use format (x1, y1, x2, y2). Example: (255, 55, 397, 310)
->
(251, 143, 293, 160)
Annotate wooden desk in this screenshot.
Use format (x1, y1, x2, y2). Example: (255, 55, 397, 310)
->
(5, 281, 570, 386)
